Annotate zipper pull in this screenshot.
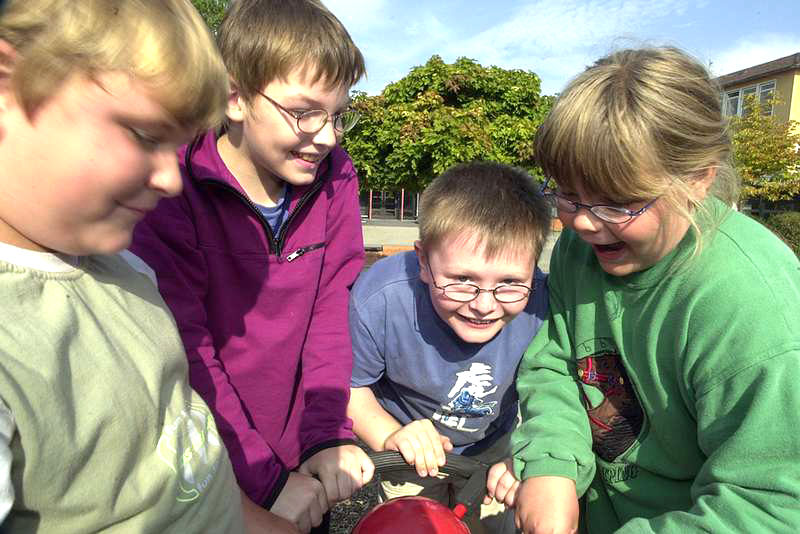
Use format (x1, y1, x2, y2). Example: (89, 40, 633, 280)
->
(285, 242, 325, 263)
(286, 248, 305, 262)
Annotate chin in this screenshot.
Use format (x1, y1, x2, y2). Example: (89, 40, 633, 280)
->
(451, 323, 503, 344)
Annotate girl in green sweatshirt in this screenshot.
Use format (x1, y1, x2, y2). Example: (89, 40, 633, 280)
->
(511, 47, 800, 533)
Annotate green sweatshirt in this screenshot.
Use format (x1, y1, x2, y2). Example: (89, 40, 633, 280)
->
(0, 249, 244, 533)
(512, 200, 800, 533)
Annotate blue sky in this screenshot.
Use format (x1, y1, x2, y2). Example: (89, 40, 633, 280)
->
(323, 0, 800, 96)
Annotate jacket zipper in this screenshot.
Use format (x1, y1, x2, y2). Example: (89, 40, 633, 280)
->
(203, 179, 325, 258)
(286, 242, 325, 262)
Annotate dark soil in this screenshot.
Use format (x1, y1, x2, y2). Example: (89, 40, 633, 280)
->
(330, 479, 381, 533)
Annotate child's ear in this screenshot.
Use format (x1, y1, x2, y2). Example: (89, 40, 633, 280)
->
(690, 167, 717, 201)
(225, 77, 246, 123)
(414, 240, 431, 284)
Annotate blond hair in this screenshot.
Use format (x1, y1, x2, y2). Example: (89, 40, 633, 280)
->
(217, 0, 365, 101)
(536, 47, 739, 250)
(419, 161, 551, 264)
(0, 0, 228, 131)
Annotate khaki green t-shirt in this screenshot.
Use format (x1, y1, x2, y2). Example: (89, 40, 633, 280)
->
(0, 246, 244, 533)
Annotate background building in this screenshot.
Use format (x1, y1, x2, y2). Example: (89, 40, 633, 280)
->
(717, 52, 800, 125)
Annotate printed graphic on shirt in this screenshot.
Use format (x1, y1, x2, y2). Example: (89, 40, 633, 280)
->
(432, 362, 498, 432)
(575, 339, 644, 462)
(157, 403, 223, 502)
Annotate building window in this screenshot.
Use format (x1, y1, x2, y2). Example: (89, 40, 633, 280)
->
(722, 80, 775, 117)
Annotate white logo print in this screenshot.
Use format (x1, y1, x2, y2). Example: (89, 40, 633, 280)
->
(157, 403, 223, 502)
(433, 363, 498, 432)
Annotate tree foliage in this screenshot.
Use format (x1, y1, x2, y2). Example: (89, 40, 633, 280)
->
(342, 56, 553, 192)
(730, 95, 800, 201)
(190, 0, 228, 32)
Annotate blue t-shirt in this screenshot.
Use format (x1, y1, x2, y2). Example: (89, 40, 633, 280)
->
(256, 185, 291, 235)
(350, 250, 548, 454)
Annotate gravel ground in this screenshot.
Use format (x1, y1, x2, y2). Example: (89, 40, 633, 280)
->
(330, 479, 381, 533)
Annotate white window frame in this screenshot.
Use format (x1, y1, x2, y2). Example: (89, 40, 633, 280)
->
(722, 79, 775, 117)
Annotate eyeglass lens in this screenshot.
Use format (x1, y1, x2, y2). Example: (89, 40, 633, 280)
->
(547, 195, 631, 223)
(298, 109, 359, 134)
(444, 284, 529, 303)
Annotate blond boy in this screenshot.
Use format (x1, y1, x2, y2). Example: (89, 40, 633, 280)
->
(348, 162, 551, 534)
(0, 1, 295, 531)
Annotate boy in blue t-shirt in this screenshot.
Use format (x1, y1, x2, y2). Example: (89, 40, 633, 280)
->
(348, 161, 551, 533)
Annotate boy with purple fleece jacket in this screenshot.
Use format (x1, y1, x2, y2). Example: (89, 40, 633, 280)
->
(131, 1, 373, 532)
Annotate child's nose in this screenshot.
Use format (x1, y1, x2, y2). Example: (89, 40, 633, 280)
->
(311, 119, 338, 148)
(468, 290, 496, 314)
(568, 208, 603, 234)
(149, 150, 183, 198)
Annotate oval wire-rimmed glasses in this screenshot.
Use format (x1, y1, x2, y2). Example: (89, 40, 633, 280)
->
(540, 179, 658, 224)
(257, 91, 361, 134)
(425, 257, 533, 304)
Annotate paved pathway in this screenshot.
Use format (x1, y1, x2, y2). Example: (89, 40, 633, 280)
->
(362, 220, 558, 272)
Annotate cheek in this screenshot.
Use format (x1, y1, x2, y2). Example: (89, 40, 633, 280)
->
(499, 302, 526, 321)
(557, 210, 575, 229)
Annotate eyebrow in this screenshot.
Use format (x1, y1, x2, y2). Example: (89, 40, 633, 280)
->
(281, 94, 352, 111)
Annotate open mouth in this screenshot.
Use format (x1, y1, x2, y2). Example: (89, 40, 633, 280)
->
(593, 242, 626, 253)
(291, 151, 321, 164)
(459, 316, 497, 327)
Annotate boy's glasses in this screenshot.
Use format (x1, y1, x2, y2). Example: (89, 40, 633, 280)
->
(258, 91, 360, 134)
(540, 179, 657, 224)
(425, 258, 533, 304)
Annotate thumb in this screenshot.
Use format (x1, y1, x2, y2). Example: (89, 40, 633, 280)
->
(361, 455, 375, 484)
(298, 461, 312, 476)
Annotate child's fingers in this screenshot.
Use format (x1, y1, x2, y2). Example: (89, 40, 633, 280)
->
(484, 460, 507, 498)
(493, 473, 518, 506)
(312, 485, 329, 522)
(360, 450, 375, 484)
(440, 435, 454, 452)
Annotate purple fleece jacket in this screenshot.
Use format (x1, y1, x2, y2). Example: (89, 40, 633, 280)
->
(131, 130, 364, 507)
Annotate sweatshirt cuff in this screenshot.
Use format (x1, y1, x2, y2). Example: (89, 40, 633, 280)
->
(515, 456, 579, 483)
(261, 468, 290, 510)
(299, 438, 359, 465)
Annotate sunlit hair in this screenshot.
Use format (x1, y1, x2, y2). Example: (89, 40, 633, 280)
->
(0, 0, 228, 131)
(419, 162, 551, 265)
(217, 0, 366, 101)
(536, 46, 739, 252)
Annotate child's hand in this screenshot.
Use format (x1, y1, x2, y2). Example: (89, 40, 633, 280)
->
(271, 472, 328, 534)
(299, 444, 375, 505)
(383, 419, 453, 477)
(241, 490, 301, 534)
(514, 476, 579, 534)
(484, 458, 520, 508)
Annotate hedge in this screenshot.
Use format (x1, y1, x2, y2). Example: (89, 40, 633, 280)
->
(764, 211, 800, 257)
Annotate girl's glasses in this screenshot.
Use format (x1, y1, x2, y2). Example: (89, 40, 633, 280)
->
(540, 180, 657, 224)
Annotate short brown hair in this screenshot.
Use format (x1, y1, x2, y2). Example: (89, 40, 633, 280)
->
(536, 47, 739, 251)
(0, 0, 228, 131)
(419, 161, 551, 264)
(217, 0, 366, 101)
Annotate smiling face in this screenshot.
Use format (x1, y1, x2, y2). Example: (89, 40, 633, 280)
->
(0, 70, 189, 255)
(555, 181, 710, 276)
(223, 67, 350, 202)
(416, 232, 536, 344)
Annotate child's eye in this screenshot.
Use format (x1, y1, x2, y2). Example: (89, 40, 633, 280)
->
(556, 189, 578, 199)
(126, 127, 162, 151)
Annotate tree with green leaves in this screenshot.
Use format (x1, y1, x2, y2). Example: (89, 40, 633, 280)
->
(342, 55, 552, 192)
(191, 0, 228, 32)
(730, 95, 800, 202)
